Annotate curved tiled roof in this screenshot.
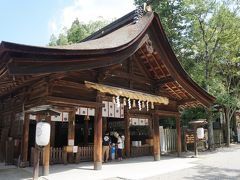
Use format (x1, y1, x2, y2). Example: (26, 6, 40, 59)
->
(0, 10, 215, 107)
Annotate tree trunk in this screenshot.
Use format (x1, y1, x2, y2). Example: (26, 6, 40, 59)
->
(207, 108, 215, 150)
(225, 109, 231, 147)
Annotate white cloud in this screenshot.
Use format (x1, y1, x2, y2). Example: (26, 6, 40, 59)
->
(49, 0, 136, 35)
(48, 19, 58, 35)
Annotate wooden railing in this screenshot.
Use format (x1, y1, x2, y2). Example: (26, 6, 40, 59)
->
(75, 145, 93, 163)
(50, 147, 64, 164)
(30, 145, 94, 166)
(130, 145, 152, 157)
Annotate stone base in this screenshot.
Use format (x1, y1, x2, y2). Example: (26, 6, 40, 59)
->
(94, 161, 102, 170)
(14, 160, 29, 168)
(42, 165, 49, 176)
(154, 154, 160, 161)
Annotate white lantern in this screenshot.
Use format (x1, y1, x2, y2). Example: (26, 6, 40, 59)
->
(197, 128, 204, 139)
(35, 122, 51, 146)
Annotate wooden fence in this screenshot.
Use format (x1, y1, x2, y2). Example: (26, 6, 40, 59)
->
(30, 145, 94, 166)
(130, 145, 152, 157)
(75, 146, 94, 162)
(160, 127, 224, 153)
(213, 129, 224, 145)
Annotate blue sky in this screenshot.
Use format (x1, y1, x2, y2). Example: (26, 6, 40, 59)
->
(0, 0, 135, 46)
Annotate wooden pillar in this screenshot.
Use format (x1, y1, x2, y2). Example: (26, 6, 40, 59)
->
(33, 146, 40, 180)
(68, 111, 76, 142)
(124, 108, 130, 158)
(50, 121, 55, 147)
(94, 103, 102, 170)
(33, 115, 40, 180)
(194, 126, 198, 157)
(21, 112, 30, 162)
(42, 115, 51, 176)
(176, 116, 182, 157)
(152, 113, 160, 161)
(102, 117, 107, 135)
(84, 119, 89, 145)
(68, 110, 76, 162)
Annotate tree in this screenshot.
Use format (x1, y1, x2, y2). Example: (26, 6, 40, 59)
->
(48, 34, 58, 46)
(212, 7, 240, 146)
(135, 0, 240, 149)
(49, 18, 110, 46)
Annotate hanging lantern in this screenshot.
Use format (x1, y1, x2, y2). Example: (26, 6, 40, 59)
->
(123, 98, 127, 106)
(112, 96, 116, 104)
(142, 101, 145, 109)
(116, 96, 120, 108)
(35, 122, 51, 146)
(146, 101, 149, 111)
(151, 102, 154, 109)
(132, 99, 136, 108)
(128, 98, 131, 109)
(197, 128, 204, 139)
(138, 100, 142, 111)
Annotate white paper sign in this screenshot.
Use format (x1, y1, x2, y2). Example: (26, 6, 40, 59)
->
(29, 114, 37, 120)
(80, 107, 88, 115)
(139, 119, 145, 126)
(88, 108, 95, 116)
(62, 112, 69, 122)
(51, 113, 62, 121)
(115, 104, 121, 118)
(132, 118, 139, 125)
(73, 146, 78, 153)
(102, 101, 109, 117)
(68, 139, 74, 146)
(76, 108, 80, 115)
(108, 102, 115, 117)
(145, 119, 149, 125)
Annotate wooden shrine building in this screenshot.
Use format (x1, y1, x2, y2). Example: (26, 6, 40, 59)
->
(0, 7, 215, 173)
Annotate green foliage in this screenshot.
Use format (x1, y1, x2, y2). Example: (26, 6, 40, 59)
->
(181, 107, 207, 126)
(48, 18, 110, 46)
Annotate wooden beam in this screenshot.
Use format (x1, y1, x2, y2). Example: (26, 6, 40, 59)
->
(46, 96, 103, 108)
(56, 80, 92, 91)
(154, 110, 180, 117)
(105, 70, 153, 85)
(156, 76, 175, 86)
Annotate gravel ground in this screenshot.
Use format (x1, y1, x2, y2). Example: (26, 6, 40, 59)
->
(144, 144, 240, 180)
